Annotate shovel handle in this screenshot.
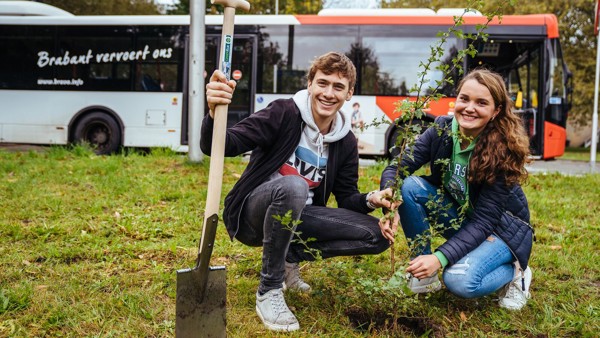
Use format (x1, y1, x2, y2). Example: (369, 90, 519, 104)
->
(196, 1, 249, 275)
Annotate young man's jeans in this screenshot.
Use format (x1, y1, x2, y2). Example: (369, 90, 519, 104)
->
(399, 176, 515, 298)
(236, 175, 389, 295)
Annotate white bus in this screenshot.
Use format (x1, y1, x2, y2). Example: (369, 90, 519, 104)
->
(0, 3, 572, 158)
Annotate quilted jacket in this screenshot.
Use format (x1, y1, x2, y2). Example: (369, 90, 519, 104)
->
(381, 116, 534, 269)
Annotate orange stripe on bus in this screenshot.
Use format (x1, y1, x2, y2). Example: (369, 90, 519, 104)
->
(294, 14, 559, 38)
(375, 96, 457, 121)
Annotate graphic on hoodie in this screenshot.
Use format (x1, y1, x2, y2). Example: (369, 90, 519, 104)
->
(280, 146, 327, 188)
(275, 89, 350, 194)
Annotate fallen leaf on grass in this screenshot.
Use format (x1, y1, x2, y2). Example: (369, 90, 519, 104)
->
(549, 245, 562, 250)
(460, 311, 468, 322)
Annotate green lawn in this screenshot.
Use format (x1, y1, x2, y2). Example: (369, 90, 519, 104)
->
(559, 146, 599, 162)
(1, 146, 598, 337)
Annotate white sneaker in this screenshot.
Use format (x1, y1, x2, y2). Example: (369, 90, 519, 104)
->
(499, 267, 532, 310)
(283, 262, 311, 292)
(255, 288, 300, 331)
(407, 271, 442, 294)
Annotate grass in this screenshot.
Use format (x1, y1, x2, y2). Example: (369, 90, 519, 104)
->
(1, 145, 599, 337)
(559, 146, 599, 162)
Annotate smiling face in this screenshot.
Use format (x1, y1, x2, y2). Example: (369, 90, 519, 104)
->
(454, 79, 501, 138)
(307, 70, 353, 133)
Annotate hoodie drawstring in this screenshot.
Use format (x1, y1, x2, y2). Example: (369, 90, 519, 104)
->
(316, 134, 324, 160)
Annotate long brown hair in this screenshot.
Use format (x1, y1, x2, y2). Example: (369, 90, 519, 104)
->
(457, 69, 531, 186)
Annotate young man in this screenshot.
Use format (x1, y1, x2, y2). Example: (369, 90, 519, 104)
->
(201, 52, 392, 332)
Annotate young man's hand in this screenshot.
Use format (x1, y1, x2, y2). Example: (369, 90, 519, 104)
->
(371, 188, 401, 243)
(378, 211, 399, 243)
(367, 188, 395, 209)
(406, 254, 441, 279)
(206, 70, 237, 118)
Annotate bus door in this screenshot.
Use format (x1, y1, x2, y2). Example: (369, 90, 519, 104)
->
(206, 34, 257, 128)
(469, 38, 545, 157)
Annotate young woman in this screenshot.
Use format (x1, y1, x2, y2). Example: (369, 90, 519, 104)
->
(379, 69, 535, 310)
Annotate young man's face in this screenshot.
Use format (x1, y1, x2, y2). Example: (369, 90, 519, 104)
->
(307, 70, 353, 131)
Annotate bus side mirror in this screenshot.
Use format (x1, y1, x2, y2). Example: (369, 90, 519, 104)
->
(515, 91, 523, 109)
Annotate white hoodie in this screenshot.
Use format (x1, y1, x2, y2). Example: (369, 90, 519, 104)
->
(269, 89, 351, 204)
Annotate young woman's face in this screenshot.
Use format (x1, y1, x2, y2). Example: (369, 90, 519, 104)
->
(454, 79, 500, 138)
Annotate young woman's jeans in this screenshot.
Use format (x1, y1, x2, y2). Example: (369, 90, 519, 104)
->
(236, 175, 389, 294)
(399, 176, 515, 298)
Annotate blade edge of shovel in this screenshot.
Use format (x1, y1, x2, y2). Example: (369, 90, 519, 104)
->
(176, 265, 226, 338)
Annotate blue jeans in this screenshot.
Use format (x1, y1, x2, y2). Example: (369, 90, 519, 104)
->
(236, 175, 389, 294)
(399, 176, 515, 298)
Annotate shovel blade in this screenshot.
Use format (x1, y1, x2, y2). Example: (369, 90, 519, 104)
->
(176, 266, 226, 338)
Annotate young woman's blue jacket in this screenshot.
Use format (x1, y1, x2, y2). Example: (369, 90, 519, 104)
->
(381, 116, 534, 270)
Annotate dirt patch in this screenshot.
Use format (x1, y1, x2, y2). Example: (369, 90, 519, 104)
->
(0, 143, 48, 152)
(346, 307, 446, 337)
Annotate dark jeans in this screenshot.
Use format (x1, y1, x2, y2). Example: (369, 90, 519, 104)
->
(235, 175, 389, 294)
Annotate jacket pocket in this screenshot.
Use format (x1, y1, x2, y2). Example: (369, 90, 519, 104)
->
(496, 211, 534, 269)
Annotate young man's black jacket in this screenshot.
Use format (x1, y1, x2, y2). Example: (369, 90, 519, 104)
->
(380, 116, 534, 270)
(201, 98, 372, 240)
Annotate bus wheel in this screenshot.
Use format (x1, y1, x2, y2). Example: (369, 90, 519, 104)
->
(73, 112, 121, 155)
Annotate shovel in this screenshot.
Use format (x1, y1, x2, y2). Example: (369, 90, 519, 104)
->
(176, 0, 250, 336)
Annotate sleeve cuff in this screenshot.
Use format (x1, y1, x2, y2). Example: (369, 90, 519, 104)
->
(365, 190, 378, 210)
(434, 251, 449, 268)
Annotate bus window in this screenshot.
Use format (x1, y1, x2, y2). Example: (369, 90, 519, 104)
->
(0, 26, 54, 90)
(258, 24, 358, 94)
(136, 26, 184, 92)
(55, 26, 134, 91)
(359, 25, 459, 96)
(547, 39, 569, 128)
(205, 34, 256, 126)
(229, 36, 256, 124)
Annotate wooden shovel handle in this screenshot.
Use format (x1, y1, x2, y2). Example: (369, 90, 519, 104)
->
(196, 5, 242, 271)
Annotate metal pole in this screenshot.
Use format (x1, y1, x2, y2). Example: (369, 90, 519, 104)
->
(591, 33, 599, 172)
(276, 0, 278, 15)
(188, 0, 206, 163)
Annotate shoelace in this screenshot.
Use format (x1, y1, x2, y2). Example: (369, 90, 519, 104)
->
(506, 280, 528, 301)
(269, 290, 288, 315)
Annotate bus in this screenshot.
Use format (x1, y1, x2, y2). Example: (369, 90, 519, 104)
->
(0, 4, 571, 158)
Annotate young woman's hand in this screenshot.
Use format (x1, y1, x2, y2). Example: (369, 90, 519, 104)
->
(206, 70, 237, 117)
(406, 254, 442, 279)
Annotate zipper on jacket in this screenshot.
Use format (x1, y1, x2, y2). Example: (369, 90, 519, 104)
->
(505, 210, 536, 241)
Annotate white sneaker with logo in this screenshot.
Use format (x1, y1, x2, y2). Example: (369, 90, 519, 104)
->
(255, 288, 300, 331)
(499, 267, 532, 310)
(283, 262, 311, 292)
(407, 271, 442, 294)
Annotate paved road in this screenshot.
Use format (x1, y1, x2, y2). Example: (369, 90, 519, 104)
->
(526, 159, 598, 175)
(360, 157, 598, 175)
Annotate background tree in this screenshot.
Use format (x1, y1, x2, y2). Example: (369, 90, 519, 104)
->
(168, 0, 321, 15)
(37, 0, 160, 15)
